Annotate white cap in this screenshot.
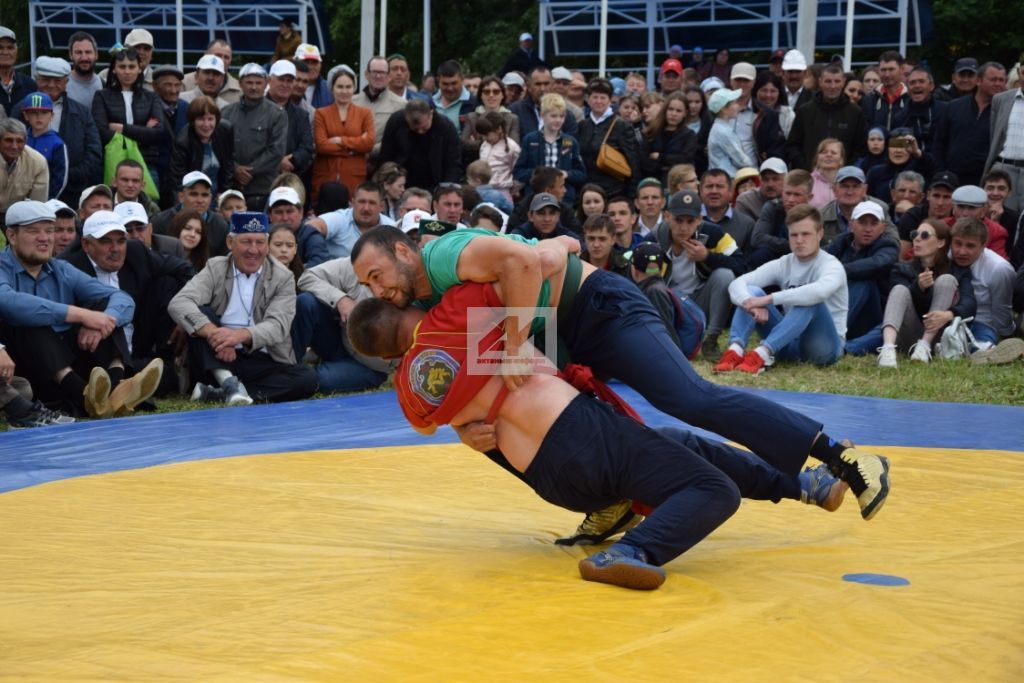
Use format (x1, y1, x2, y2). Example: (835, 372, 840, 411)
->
(5, 200, 55, 226)
(519, 32, 534, 42)
(218, 189, 245, 207)
(35, 56, 71, 78)
(114, 201, 149, 225)
(759, 157, 788, 175)
(852, 201, 884, 221)
(269, 60, 297, 78)
(78, 184, 113, 209)
(400, 209, 432, 234)
(267, 186, 301, 208)
(782, 49, 807, 71)
(730, 62, 756, 81)
(196, 54, 225, 74)
(83, 210, 128, 239)
(551, 66, 573, 81)
(124, 28, 154, 48)
(326, 64, 356, 86)
(181, 170, 212, 188)
(502, 72, 525, 87)
(238, 62, 267, 79)
(44, 198, 76, 217)
(294, 43, 322, 62)
(0, 26, 16, 42)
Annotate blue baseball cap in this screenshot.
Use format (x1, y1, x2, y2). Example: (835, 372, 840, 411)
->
(21, 91, 53, 111)
(230, 211, 269, 234)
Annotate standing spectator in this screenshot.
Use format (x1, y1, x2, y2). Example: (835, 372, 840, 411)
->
(658, 58, 684, 95)
(22, 93, 68, 200)
(937, 58, 978, 102)
(0, 119, 48, 211)
(66, 31, 103, 109)
(48, 199, 79, 255)
(510, 66, 580, 140)
(379, 99, 461, 191)
(577, 78, 640, 198)
(934, 61, 1006, 187)
(265, 61, 315, 183)
(462, 75, 521, 165)
(866, 129, 934, 206)
(513, 93, 585, 203)
(0, 27, 36, 116)
(785, 63, 866, 171)
(781, 50, 813, 111)
(730, 62, 784, 165)
(92, 47, 164, 181)
(981, 170, 1021, 255)
(551, 66, 586, 122)
(352, 56, 407, 158)
(702, 49, 732, 83)
(169, 96, 235, 197)
(862, 51, 911, 132)
(707, 88, 755, 177)
(150, 65, 189, 207)
(431, 60, 476, 134)
(179, 54, 229, 109)
(294, 44, 333, 110)
(373, 161, 406, 220)
(752, 71, 794, 140)
(633, 177, 667, 238)
(181, 40, 242, 105)
(222, 64, 287, 210)
(501, 72, 526, 105)
(121, 29, 155, 91)
(273, 20, 303, 63)
(386, 53, 427, 102)
(500, 32, 541, 77)
(642, 91, 699, 184)
(313, 67, 374, 200)
(904, 66, 946, 153)
(984, 59, 1024, 210)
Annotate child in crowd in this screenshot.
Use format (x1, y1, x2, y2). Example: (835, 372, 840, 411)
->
(513, 92, 586, 204)
(706, 88, 755, 177)
(629, 241, 706, 359)
(217, 189, 247, 224)
(268, 223, 303, 283)
(857, 127, 888, 176)
(468, 204, 505, 233)
(474, 111, 520, 206)
(21, 92, 68, 200)
(465, 160, 513, 214)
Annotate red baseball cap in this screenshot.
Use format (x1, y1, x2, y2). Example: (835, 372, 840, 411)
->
(660, 58, 683, 75)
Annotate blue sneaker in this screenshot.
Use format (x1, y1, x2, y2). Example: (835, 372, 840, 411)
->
(799, 463, 849, 512)
(578, 543, 666, 590)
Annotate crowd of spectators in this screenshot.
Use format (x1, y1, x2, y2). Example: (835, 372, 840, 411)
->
(1, 23, 1023, 428)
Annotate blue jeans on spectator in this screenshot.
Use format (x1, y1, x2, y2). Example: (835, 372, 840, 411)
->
(292, 293, 387, 393)
(728, 285, 844, 365)
(969, 320, 998, 348)
(845, 325, 883, 356)
(846, 280, 883, 340)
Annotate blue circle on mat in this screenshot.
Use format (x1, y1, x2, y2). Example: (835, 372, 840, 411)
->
(842, 573, 910, 586)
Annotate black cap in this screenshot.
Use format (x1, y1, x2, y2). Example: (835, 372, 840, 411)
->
(769, 49, 785, 63)
(953, 58, 978, 74)
(929, 170, 959, 191)
(666, 189, 702, 217)
(629, 242, 669, 278)
(418, 218, 458, 238)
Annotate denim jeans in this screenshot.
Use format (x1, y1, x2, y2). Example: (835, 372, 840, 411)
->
(728, 285, 844, 365)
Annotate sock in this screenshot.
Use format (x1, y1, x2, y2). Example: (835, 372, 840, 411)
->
(3, 394, 35, 417)
(59, 372, 88, 414)
(754, 345, 773, 363)
(728, 342, 744, 355)
(212, 369, 233, 386)
(809, 432, 847, 469)
(107, 365, 126, 388)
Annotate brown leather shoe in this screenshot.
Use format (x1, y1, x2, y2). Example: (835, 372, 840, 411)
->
(109, 359, 164, 416)
(83, 366, 112, 418)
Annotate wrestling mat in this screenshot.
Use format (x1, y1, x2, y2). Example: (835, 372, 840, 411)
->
(1, 386, 1022, 682)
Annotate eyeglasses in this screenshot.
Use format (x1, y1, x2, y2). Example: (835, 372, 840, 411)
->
(124, 223, 148, 234)
(910, 229, 934, 240)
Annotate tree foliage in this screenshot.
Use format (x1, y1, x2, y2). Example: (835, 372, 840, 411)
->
(924, 0, 1024, 75)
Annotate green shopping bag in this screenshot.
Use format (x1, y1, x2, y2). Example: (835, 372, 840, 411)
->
(103, 132, 159, 200)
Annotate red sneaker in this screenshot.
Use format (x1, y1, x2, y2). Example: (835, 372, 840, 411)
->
(713, 349, 745, 373)
(737, 350, 767, 375)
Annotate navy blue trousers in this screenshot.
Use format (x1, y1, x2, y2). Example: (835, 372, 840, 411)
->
(561, 270, 822, 476)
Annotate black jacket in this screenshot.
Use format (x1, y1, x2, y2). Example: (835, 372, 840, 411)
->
(825, 232, 900, 295)
(281, 99, 315, 176)
(0, 71, 36, 116)
(577, 114, 641, 198)
(642, 127, 698, 182)
(509, 97, 580, 140)
(91, 87, 165, 169)
(888, 260, 976, 319)
(379, 110, 461, 190)
(931, 94, 992, 187)
(508, 222, 585, 251)
(785, 91, 867, 171)
(151, 206, 230, 257)
(752, 105, 786, 163)
(169, 122, 236, 194)
(862, 89, 912, 132)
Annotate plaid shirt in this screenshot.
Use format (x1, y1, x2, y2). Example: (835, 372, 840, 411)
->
(543, 138, 559, 167)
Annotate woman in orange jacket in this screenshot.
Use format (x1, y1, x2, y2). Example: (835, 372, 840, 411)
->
(312, 67, 374, 201)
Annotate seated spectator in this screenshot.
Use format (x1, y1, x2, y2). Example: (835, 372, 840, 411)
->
(379, 98, 461, 191)
(92, 47, 164, 183)
(46, 199, 78, 255)
(641, 91, 699, 184)
(21, 92, 67, 200)
(508, 167, 579, 233)
(294, 255, 393, 393)
(735, 157, 788, 221)
(372, 161, 406, 221)
(151, 171, 230, 256)
(809, 138, 844, 209)
(866, 128, 935, 206)
(474, 111, 520, 205)
(0, 27, 36, 116)
(897, 170, 957, 257)
(0, 202, 162, 416)
(820, 165, 898, 246)
(430, 183, 467, 227)
(217, 189, 246, 224)
(826, 202, 900, 352)
(509, 192, 583, 248)
(168, 211, 318, 405)
(634, 177, 667, 239)
(169, 96, 235, 197)
(308, 181, 396, 258)
(77, 183, 113, 222)
(652, 189, 745, 361)
(715, 204, 847, 374)
(114, 200, 185, 259)
(889, 170, 926, 222)
(607, 195, 644, 250)
(750, 169, 813, 267)
(0, 339, 76, 427)
(395, 186, 431, 220)
(266, 186, 330, 267)
(580, 213, 629, 276)
(981, 170, 1020, 258)
(466, 160, 513, 215)
(270, 171, 307, 207)
(700, 168, 757, 254)
(707, 88, 755, 177)
(268, 224, 304, 283)
(733, 167, 760, 198)
(628, 241, 706, 359)
(0, 118, 48, 211)
(578, 78, 640, 198)
(575, 183, 608, 226)
(876, 219, 975, 367)
(468, 204, 504, 233)
(111, 159, 160, 217)
(950, 216, 1016, 346)
(513, 92, 585, 204)
(947, 185, 1009, 259)
(857, 127, 888, 176)
(167, 209, 209, 271)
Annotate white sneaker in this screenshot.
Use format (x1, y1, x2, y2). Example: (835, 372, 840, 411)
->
(222, 376, 254, 406)
(877, 345, 897, 368)
(909, 340, 932, 363)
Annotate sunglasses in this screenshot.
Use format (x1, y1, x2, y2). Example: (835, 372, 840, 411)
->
(910, 229, 934, 240)
(123, 223, 148, 234)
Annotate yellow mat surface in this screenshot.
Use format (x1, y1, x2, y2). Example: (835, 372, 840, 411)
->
(1, 445, 1022, 682)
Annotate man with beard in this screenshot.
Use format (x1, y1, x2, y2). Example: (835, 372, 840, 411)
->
(66, 31, 103, 108)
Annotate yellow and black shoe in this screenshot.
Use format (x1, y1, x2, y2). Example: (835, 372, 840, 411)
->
(555, 500, 642, 546)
